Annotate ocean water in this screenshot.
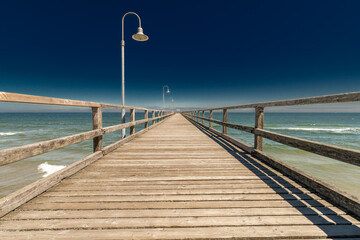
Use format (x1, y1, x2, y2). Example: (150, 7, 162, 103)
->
(0, 112, 359, 199)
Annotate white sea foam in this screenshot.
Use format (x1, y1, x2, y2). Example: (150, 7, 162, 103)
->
(37, 162, 66, 178)
(0, 132, 24, 136)
(267, 127, 360, 134)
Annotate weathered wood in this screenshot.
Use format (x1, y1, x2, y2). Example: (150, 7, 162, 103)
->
(254, 106, 264, 151)
(144, 110, 149, 128)
(201, 110, 204, 124)
(0, 129, 102, 166)
(0, 91, 157, 111)
(222, 109, 228, 134)
(197, 91, 360, 111)
(0, 215, 352, 230)
(1, 225, 360, 239)
(152, 110, 155, 125)
(209, 110, 213, 128)
(0, 151, 103, 217)
(92, 107, 103, 152)
(3, 207, 347, 220)
(254, 128, 360, 166)
(187, 114, 253, 133)
(129, 108, 135, 135)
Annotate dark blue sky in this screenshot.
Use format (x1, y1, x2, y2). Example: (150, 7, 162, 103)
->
(1, 0, 360, 110)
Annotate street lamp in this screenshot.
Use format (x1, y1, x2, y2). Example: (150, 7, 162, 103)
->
(163, 85, 170, 109)
(121, 12, 149, 138)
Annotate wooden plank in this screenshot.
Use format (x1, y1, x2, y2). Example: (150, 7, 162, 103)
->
(1, 225, 359, 239)
(3, 207, 346, 220)
(209, 110, 213, 128)
(0, 215, 353, 231)
(40, 188, 305, 196)
(30, 193, 321, 203)
(0, 129, 102, 166)
(192, 91, 360, 111)
(0, 91, 159, 111)
(19, 199, 332, 210)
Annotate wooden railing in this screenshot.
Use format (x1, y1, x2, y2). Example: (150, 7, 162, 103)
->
(0, 91, 173, 166)
(183, 92, 360, 166)
(183, 92, 360, 216)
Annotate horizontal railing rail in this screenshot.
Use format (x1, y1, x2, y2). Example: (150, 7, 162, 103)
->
(0, 91, 174, 166)
(197, 91, 360, 111)
(183, 91, 360, 167)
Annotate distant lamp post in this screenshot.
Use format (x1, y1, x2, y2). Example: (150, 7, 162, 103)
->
(121, 12, 149, 138)
(163, 85, 170, 109)
(170, 97, 175, 110)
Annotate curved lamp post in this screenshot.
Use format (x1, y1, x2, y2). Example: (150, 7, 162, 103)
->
(121, 12, 149, 138)
(163, 85, 170, 109)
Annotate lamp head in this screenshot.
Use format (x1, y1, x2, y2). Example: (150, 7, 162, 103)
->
(132, 27, 149, 41)
(166, 89, 170, 94)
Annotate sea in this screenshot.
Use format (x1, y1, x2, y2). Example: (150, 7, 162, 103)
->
(0, 112, 359, 199)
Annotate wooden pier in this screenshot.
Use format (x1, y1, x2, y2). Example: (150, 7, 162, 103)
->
(0, 91, 360, 239)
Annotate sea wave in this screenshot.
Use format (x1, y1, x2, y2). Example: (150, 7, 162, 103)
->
(0, 132, 24, 136)
(267, 127, 360, 134)
(37, 162, 66, 178)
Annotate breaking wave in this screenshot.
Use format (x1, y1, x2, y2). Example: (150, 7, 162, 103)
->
(267, 127, 360, 134)
(37, 162, 66, 178)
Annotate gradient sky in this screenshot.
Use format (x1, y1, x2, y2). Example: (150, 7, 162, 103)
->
(0, 0, 360, 111)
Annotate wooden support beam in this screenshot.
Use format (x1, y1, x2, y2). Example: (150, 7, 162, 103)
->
(209, 110, 213, 128)
(152, 111, 155, 125)
(144, 110, 149, 128)
(130, 109, 135, 135)
(254, 107, 264, 151)
(222, 109, 228, 134)
(202, 111, 205, 124)
(92, 107, 103, 152)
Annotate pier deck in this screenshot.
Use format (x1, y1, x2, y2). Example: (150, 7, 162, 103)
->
(1, 114, 359, 239)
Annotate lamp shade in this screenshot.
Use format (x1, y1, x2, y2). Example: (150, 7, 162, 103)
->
(132, 27, 149, 41)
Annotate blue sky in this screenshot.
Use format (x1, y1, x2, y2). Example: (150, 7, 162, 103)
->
(0, 0, 359, 111)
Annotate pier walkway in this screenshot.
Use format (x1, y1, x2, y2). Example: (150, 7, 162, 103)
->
(1, 113, 359, 239)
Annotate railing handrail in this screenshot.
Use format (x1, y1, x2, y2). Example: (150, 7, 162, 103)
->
(184, 91, 360, 111)
(186, 113, 360, 167)
(182, 91, 360, 167)
(0, 91, 163, 112)
(0, 113, 173, 166)
(0, 91, 174, 166)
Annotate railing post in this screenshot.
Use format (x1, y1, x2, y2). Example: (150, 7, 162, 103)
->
(152, 110, 155, 125)
(254, 106, 264, 151)
(222, 109, 227, 134)
(197, 111, 200, 122)
(130, 108, 135, 135)
(202, 110, 204, 124)
(92, 107, 102, 152)
(144, 110, 148, 128)
(209, 110, 213, 128)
